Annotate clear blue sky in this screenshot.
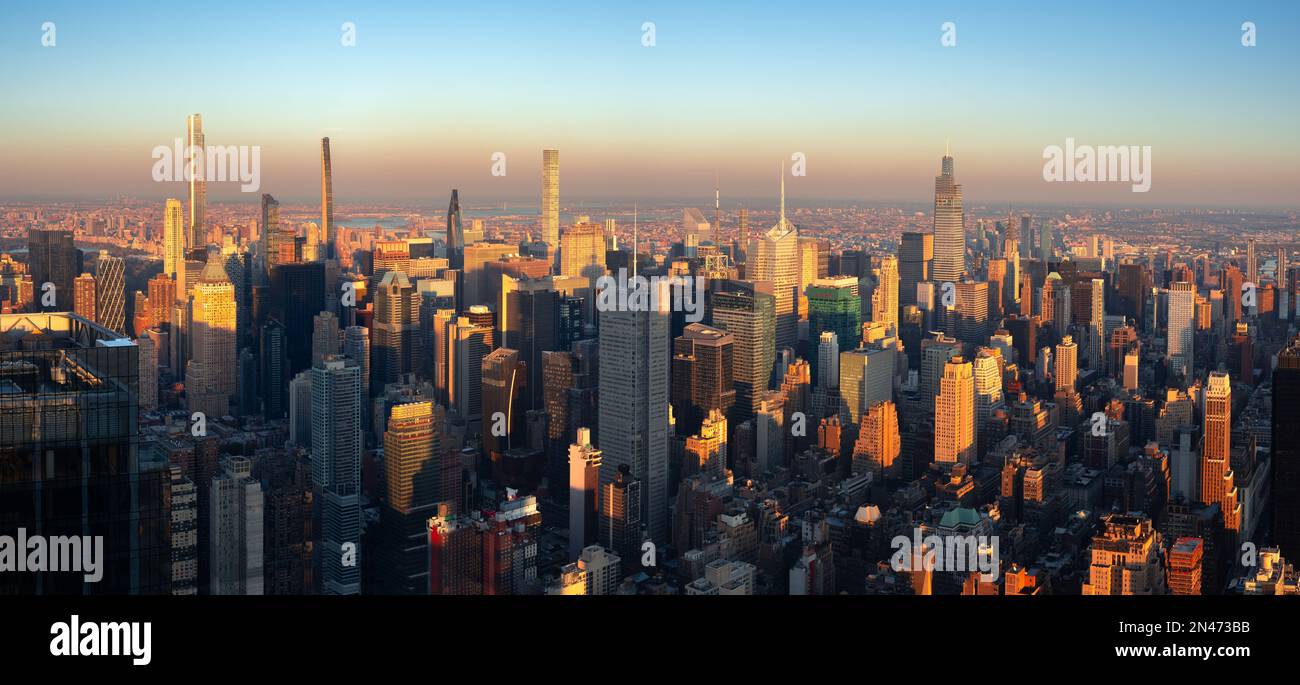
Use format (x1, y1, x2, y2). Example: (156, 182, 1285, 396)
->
(1, 1, 1297, 207)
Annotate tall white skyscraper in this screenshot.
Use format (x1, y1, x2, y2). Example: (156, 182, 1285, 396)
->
(186, 113, 205, 250)
(750, 167, 799, 351)
(568, 427, 602, 560)
(312, 355, 363, 595)
(210, 456, 264, 595)
(1168, 281, 1196, 377)
(931, 148, 965, 283)
(597, 281, 670, 543)
(542, 149, 560, 246)
(321, 137, 334, 259)
(817, 331, 839, 390)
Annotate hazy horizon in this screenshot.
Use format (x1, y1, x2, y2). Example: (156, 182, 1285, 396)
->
(3, 2, 1298, 207)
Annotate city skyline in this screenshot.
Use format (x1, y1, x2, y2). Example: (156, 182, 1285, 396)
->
(2, 2, 1299, 207)
(7, 4, 1300, 659)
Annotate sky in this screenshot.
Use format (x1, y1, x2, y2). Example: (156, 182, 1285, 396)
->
(1, 1, 1298, 208)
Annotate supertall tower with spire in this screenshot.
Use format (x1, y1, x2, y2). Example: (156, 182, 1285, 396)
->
(749, 163, 799, 350)
(932, 143, 965, 283)
(321, 137, 334, 259)
(447, 189, 463, 269)
(186, 114, 206, 251)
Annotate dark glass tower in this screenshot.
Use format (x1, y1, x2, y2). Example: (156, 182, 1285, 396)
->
(0, 312, 169, 594)
(27, 228, 81, 311)
(269, 261, 326, 377)
(1274, 335, 1300, 561)
(447, 189, 464, 270)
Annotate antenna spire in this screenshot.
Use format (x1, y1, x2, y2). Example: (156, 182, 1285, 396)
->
(779, 161, 786, 226)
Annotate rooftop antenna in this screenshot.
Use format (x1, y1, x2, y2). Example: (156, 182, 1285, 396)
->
(779, 160, 786, 228)
(714, 171, 721, 244)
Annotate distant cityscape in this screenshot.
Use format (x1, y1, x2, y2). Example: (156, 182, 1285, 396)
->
(2, 106, 1298, 598)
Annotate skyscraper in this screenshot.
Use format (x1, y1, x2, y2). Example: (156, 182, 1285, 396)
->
(446, 189, 463, 269)
(500, 276, 559, 410)
(381, 401, 446, 594)
(600, 464, 642, 564)
(312, 355, 364, 595)
(973, 348, 1004, 449)
(372, 270, 421, 387)
(320, 137, 334, 259)
(210, 456, 264, 595)
(94, 251, 125, 334)
(1246, 238, 1257, 285)
(931, 149, 965, 283)
(1055, 335, 1078, 393)
(187, 253, 238, 419)
(260, 319, 288, 418)
(260, 193, 281, 279)
(839, 343, 895, 424)
(808, 337, 836, 394)
(27, 227, 80, 311)
(749, 169, 799, 351)
(871, 255, 899, 331)
(0, 312, 169, 594)
(481, 347, 527, 458)
(312, 311, 340, 367)
(542, 149, 560, 246)
(187, 113, 205, 250)
(1202, 372, 1240, 537)
(568, 427, 602, 560)
(560, 218, 606, 287)
(852, 400, 900, 479)
(684, 409, 728, 480)
(671, 323, 736, 437)
(899, 231, 933, 307)
(807, 276, 861, 358)
(951, 280, 989, 345)
(1274, 335, 1300, 561)
(164, 198, 185, 280)
(1086, 278, 1105, 371)
(269, 261, 326, 377)
(342, 325, 371, 400)
(1169, 537, 1204, 595)
(712, 283, 776, 420)
(73, 272, 96, 321)
(448, 313, 493, 422)
(1168, 281, 1196, 377)
(598, 282, 670, 543)
(1081, 513, 1167, 595)
(935, 356, 975, 466)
